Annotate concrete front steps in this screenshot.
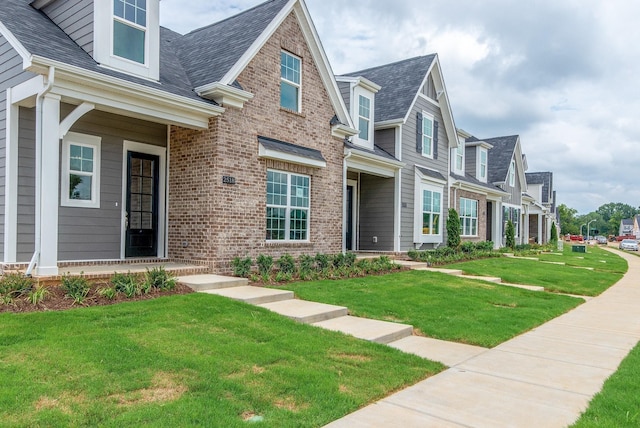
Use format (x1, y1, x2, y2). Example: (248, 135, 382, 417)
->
(178, 274, 414, 346)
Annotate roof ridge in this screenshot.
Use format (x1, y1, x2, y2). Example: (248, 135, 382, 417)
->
(344, 53, 436, 76)
(183, 0, 285, 37)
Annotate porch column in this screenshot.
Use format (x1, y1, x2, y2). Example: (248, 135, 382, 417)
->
(493, 201, 502, 248)
(36, 93, 61, 275)
(538, 214, 543, 244)
(4, 91, 18, 262)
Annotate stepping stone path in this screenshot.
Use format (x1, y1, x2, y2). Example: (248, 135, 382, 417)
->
(177, 273, 488, 366)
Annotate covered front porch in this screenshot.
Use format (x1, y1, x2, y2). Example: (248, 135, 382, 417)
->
(4, 69, 222, 276)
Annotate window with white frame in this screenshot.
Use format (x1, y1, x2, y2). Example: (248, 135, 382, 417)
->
(479, 148, 487, 181)
(61, 133, 101, 208)
(460, 198, 478, 236)
(503, 206, 521, 238)
(358, 95, 371, 141)
(266, 170, 310, 241)
(455, 142, 464, 172)
(508, 159, 516, 186)
(113, 0, 147, 64)
(280, 51, 301, 112)
(422, 113, 434, 157)
(422, 188, 441, 236)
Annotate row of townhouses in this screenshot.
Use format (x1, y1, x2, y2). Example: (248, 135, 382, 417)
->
(0, 0, 558, 276)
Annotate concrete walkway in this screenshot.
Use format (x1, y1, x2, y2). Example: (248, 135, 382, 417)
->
(325, 248, 640, 428)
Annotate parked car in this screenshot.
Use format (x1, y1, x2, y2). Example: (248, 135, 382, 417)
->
(619, 239, 639, 251)
(596, 236, 607, 245)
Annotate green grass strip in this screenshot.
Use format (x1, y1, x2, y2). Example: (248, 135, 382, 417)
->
(277, 270, 582, 347)
(0, 294, 440, 427)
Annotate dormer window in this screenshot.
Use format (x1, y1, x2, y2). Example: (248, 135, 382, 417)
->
(479, 148, 487, 181)
(93, 1, 160, 80)
(508, 159, 516, 186)
(358, 95, 371, 141)
(453, 137, 464, 173)
(113, 0, 147, 64)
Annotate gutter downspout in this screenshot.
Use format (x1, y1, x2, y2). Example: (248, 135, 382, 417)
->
(26, 67, 55, 277)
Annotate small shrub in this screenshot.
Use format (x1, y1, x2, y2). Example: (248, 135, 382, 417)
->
(344, 252, 357, 267)
(25, 287, 48, 305)
(98, 286, 118, 300)
(249, 273, 261, 283)
(476, 241, 494, 251)
(145, 266, 177, 291)
(256, 254, 274, 276)
(275, 271, 293, 283)
(0, 273, 35, 298)
(277, 254, 296, 275)
(447, 208, 461, 249)
(61, 274, 90, 305)
(299, 255, 315, 274)
(111, 272, 140, 298)
(333, 253, 347, 268)
(231, 256, 252, 278)
(460, 241, 476, 253)
(314, 253, 331, 271)
(506, 220, 516, 249)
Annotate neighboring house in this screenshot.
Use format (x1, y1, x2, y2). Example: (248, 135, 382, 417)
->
(483, 135, 528, 245)
(450, 129, 508, 247)
(620, 218, 634, 236)
(525, 172, 557, 244)
(340, 55, 458, 250)
(0, 0, 357, 275)
(633, 215, 640, 239)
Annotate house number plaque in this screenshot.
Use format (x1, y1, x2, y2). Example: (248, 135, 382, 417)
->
(222, 175, 236, 185)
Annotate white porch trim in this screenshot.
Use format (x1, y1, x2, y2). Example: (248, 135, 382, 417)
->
(4, 89, 19, 262)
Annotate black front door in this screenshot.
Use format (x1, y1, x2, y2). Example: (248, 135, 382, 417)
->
(346, 185, 354, 251)
(125, 151, 159, 257)
(486, 201, 493, 241)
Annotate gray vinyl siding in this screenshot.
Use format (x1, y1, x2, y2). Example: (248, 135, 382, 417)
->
(465, 146, 477, 178)
(43, 0, 94, 56)
(374, 128, 395, 158)
(58, 107, 166, 261)
(0, 34, 38, 261)
(399, 98, 450, 251)
(337, 81, 350, 113)
(16, 108, 36, 261)
(422, 75, 437, 100)
(358, 174, 394, 251)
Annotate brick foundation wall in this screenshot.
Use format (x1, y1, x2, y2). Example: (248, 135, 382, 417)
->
(168, 12, 343, 273)
(451, 189, 488, 243)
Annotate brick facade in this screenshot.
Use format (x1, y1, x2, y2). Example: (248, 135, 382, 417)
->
(168, 12, 344, 273)
(451, 189, 488, 243)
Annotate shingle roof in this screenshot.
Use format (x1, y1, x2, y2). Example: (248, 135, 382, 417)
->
(484, 135, 519, 184)
(621, 218, 633, 226)
(344, 140, 398, 162)
(416, 166, 446, 182)
(342, 55, 436, 123)
(450, 172, 506, 194)
(175, 0, 290, 88)
(525, 171, 553, 203)
(0, 0, 293, 104)
(258, 135, 325, 162)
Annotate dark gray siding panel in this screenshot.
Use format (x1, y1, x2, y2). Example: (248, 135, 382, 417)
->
(43, 0, 94, 56)
(400, 97, 449, 250)
(337, 81, 350, 113)
(1, 34, 38, 261)
(58, 107, 166, 261)
(374, 128, 395, 158)
(16, 107, 36, 262)
(465, 146, 477, 178)
(358, 174, 394, 251)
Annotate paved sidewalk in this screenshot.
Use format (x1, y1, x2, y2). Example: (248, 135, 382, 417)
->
(326, 248, 640, 428)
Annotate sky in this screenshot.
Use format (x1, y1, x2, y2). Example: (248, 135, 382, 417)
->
(159, 0, 640, 215)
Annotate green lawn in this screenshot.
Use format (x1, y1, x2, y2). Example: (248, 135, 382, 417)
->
(0, 294, 440, 427)
(447, 246, 625, 296)
(572, 341, 640, 427)
(276, 271, 582, 347)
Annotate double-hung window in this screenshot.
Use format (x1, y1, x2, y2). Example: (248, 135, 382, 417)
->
(61, 132, 101, 208)
(422, 189, 441, 235)
(281, 51, 301, 112)
(113, 0, 147, 64)
(508, 159, 516, 186)
(358, 95, 371, 141)
(266, 170, 310, 241)
(455, 145, 464, 171)
(479, 149, 487, 181)
(460, 198, 478, 236)
(422, 114, 434, 157)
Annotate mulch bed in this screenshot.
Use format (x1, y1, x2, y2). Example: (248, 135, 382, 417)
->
(0, 282, 194, 314)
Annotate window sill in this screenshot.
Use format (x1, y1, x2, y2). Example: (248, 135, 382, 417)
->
(280, 107, 305, 118)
